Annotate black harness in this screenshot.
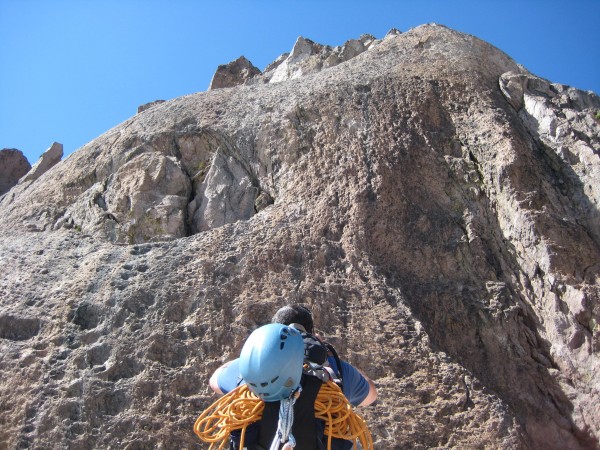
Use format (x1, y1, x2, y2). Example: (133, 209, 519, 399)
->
(258, 374, 323, 450)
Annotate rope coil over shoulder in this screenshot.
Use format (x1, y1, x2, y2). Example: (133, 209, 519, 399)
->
(194, 381, 374, 450)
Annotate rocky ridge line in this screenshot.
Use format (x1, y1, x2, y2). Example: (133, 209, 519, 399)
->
(208, 29, 402, 90)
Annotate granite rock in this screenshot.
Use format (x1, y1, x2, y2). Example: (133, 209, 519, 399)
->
(0, 148, 30, 195)
(208, 56, 261, 90)
(137, 100, 166, 114)
(20, 142, 63, 183)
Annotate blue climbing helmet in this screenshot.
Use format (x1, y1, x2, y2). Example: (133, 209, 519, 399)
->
(239, 323, 305, 402)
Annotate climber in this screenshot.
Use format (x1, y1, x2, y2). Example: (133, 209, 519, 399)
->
(209, 304, 377, 407)
(207, 304, 377, 449)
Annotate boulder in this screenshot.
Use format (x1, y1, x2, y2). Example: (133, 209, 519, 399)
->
(20, 142, 63, 183)
(0, 148, 30, 195)
(208, 56, 261, 90)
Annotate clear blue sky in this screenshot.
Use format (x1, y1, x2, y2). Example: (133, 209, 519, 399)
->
(1, 0, 599, 164)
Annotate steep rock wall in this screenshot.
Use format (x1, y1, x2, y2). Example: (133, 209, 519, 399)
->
(0, 24, 598, 449)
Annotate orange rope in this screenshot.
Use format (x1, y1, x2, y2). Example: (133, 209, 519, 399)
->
(194, 385, 264, 450)
(194, 381, 373, 449)
(315, 381, 374, 449)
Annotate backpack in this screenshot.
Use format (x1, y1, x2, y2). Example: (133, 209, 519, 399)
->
(302, 332, 344, 389)
(229, 332, 352, 450)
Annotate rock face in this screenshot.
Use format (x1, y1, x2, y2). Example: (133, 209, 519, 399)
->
(210, 33, 381, 90)
(0, 25, 599, 450)
(0, 148, 30, 195)
(19, 142, 63, 183)
(259, 33, 378, 85)
(499, 71, 600, 243)
(137, 100, 166, 114)
(208, 56, 261, 90)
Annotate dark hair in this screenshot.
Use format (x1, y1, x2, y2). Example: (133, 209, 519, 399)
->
(271, 304, 314, 334)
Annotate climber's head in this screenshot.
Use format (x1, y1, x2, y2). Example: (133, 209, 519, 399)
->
(239, 323, 304, 402)
(271, 304, 314, 334)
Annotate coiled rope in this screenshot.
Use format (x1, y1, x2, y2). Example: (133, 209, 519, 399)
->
(194, 381, 373, 450)
(315, 382, 373, 450)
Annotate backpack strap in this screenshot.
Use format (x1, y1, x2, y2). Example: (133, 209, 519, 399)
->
(324, 342, 344, 390)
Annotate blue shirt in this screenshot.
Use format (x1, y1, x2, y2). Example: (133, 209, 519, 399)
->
(216, 356, 370, 407)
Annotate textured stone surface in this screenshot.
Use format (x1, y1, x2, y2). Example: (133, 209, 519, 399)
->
(257, 34, 378, 84)
(137, 100, 166, 114)
(0, 148, 30, 195)
(208, 56, 261, 90)
(20, 142, 63, 183)
(0, 25, 599, 449)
